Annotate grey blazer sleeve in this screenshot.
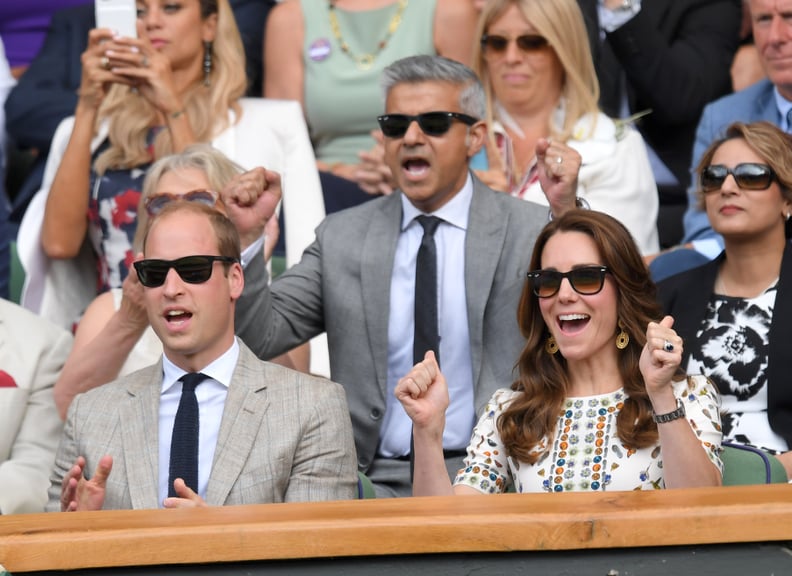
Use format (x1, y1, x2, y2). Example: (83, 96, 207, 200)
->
(235, 232, 326, 359)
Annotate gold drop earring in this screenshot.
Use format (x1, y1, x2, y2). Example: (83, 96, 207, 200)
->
(545, 334, 559, 355)
(615, 321, 629, 350)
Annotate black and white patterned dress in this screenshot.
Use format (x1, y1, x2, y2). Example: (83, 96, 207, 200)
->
(686, 283, 788, 454)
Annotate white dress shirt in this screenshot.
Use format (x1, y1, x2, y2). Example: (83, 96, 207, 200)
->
(379, 174, 476, 457)
(157, 338, 240, 505)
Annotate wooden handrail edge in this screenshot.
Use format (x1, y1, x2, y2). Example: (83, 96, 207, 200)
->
(1, 485, 791, 572)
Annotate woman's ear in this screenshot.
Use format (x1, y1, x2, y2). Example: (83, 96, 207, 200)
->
(202, 12, 218, 43)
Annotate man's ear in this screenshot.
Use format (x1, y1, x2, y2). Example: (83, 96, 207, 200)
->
(228, 262, 244, 301)
(466, 121, 488, 159)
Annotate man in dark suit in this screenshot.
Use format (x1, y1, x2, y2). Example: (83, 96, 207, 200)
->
(577, 0, 742, 247)
(232, 55, 581, 497)
(50, 202, 357, 511)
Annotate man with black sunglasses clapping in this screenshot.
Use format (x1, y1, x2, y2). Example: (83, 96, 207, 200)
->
(48, 202, 357, 512)
(231, 55, 581, 498)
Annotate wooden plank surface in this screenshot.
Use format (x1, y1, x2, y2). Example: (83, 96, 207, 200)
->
(1, 485, 791, 573)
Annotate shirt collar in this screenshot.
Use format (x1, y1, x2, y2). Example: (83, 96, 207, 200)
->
(773, 86, 792, 130)
(161, 337, 240, 394)
(400, 172, 473, 232)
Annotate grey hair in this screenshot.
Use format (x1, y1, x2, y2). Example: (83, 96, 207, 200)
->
(132, 143, 243, 251)
(140, 143, 244, 200)
(381, 55, 486, 120)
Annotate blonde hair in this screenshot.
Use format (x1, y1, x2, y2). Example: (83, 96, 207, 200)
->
(132, 143, 243, 251)
(472, 0, 600, 143)
(94, 0, 247, 174)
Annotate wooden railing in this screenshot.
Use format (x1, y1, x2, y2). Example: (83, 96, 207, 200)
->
(1, 485, 791, 573)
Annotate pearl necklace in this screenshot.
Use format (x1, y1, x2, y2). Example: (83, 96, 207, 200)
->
(327, 0, 408, 70)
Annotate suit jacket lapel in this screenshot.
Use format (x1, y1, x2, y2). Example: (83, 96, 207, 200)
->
(757, 80, 782, 124)
(360, 193, 401, 391)
(121, 362, 162, 509)
(206, 345, 268, 505)
(767, 242, 792, 444)
(465, 177, 509, 388)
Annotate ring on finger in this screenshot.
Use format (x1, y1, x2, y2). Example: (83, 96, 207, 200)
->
(101, 56, 110, 70)
(141, 55, 149, 68)
(663, 339, 674, 352)
(555, 156, 563, 165)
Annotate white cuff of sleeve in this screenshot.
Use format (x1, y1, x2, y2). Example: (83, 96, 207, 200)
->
(597, 0, 641, 33)
(240, 233, 266, 269)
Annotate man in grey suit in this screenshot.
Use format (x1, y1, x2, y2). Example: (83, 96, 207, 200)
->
(49, 202, 357, 512)
(232, 55, 580, 497)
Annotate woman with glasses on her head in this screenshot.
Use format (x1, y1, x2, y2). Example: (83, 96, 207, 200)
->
(397, 210, 722, 495)
(471, 0, 659, 255)
(52, 144, 300, 419)
(657, 121, 792, 480)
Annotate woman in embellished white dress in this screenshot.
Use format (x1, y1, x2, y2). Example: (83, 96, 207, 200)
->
(397, 210, 722, 495)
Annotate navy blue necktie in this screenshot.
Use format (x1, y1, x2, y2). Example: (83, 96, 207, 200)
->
(413, 215, 442, 365)
(410, 216, 441, 481)
(168, 372, 207, 497)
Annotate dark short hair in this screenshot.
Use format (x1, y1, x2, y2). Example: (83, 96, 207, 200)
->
(143, 202, 241, 262)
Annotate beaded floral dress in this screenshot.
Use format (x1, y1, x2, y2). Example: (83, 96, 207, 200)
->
(454, 375, 722, 493)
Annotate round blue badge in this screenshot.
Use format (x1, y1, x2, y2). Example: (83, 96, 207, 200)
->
(309, 38, 332, 62)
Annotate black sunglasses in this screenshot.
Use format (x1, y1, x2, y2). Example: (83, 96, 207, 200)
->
(480, 34, 549, 54)
(133, 255, 238, 288)
(377, 112, 478, 138)
(526, 266, 609, 298)
(700, 163, 776, 193)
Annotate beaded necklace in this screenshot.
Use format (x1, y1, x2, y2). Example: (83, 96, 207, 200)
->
(327, 0, 408, 70)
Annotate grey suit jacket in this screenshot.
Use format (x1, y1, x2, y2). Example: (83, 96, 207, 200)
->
(47, 342, 357, 510)
(0, 299, 71, 514)
(235, 175, 549, 473)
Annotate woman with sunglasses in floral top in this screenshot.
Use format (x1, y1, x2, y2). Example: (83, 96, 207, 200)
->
(470, 0, 659, 255)
(397, 210, 722, 495)
(657, 121, 792, 481)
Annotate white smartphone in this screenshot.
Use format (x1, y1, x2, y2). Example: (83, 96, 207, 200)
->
(95, 0, 138, 38)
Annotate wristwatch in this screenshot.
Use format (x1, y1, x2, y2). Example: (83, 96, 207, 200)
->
(652, 399, 686, 424)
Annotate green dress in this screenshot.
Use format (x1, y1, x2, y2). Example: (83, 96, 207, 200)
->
(302, 0, 437, 165)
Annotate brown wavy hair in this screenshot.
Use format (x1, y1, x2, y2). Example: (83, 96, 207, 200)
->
(94, 0, 247, 174)
(498, 210, 665, 463)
